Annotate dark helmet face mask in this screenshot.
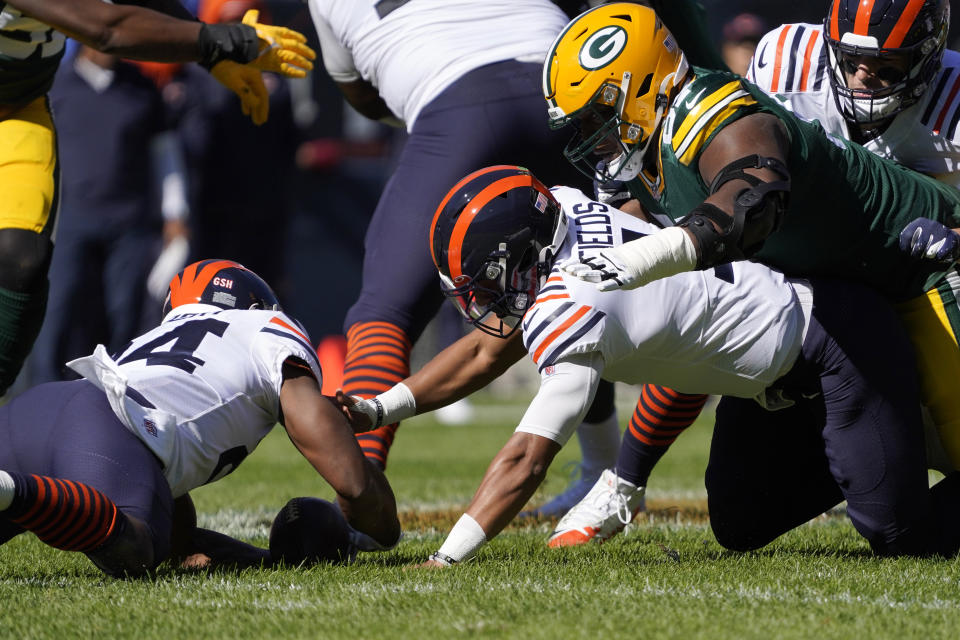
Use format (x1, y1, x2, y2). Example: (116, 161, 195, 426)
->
(432, 168, 569, 340)
(824, 0, 949, 126)
(439, 242, 541, 339)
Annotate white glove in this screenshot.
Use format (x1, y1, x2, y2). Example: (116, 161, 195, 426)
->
(559, 227, 698, 291)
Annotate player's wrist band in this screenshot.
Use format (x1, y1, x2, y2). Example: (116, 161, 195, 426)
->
(436, 513, 487, 563)
(428, 552, 458, 566)
(198, 23, 260, 69)
(371, 383, 417, 427)
(371, 397, 385, 429)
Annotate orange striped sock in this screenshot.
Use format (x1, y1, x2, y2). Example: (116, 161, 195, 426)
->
(3, 472, 125, 552)
(343, 321, 411, 470)
(616, 385, 708, 486)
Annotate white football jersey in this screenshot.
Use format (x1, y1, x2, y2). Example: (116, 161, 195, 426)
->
(523, 187, 806, 398)
(67, 304, 322, 497)
(307, 0, 568, 129)
(747, 23, 960, 188)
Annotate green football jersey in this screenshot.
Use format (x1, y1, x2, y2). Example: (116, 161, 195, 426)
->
(0, 3, 66, 105)
(627, 67, 960, 301)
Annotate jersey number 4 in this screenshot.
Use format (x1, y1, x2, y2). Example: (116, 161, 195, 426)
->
(117, 319, 229, 373)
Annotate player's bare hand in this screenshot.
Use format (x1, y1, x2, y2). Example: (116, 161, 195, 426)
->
(408, 558, 449, 570)
(335, 389, 374, 432)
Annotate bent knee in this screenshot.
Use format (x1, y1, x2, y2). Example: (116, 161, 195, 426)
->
(0, 228, 52, 291)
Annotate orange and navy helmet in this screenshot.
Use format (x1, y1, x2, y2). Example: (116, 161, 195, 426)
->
(162, 259, 281, 318)
(429, 166, 567, 339)
(824, 0, 948, 124)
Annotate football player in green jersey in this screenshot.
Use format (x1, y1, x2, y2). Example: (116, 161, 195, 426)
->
(544, 2, 960, 301)
(0, 0, 314, 396)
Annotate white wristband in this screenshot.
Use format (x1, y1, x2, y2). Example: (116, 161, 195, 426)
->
(614, 226, 697, 286)
(375, 382, 417, 426)
(436, 513, 487, 563)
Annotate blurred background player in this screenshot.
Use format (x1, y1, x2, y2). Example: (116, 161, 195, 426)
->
(721, 12, 768, 76)
(0, 260, 399, 576)
(386, 167, 960, 565)
(27, 45, 181, 384)
(176, 0, 301, 293)
(0, 0, 314, 397)
(306, 0, 623, 518)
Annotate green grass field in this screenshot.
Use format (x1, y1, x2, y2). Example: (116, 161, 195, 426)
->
(1, 395, 959, 640)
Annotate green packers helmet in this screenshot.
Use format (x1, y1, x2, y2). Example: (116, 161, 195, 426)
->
(542, 3, 689, 185)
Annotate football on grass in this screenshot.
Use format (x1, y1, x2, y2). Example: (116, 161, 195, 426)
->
(269, 497, 355, 566)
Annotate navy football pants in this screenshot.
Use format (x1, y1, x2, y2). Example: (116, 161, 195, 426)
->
(0, 380, 173, 563)
(343, 59, 589, 340)
(707, 278, 960, 557)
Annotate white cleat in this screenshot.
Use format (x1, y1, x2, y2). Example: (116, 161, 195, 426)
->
(519, 463, 601, 519)
(547, 469, 646, 548)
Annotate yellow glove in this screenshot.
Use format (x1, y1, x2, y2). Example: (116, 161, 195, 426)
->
(210, 60, 269, 126)
(242, 10, 316, 78)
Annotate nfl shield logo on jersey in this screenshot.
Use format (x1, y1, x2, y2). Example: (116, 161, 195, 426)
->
(143, 419, 158, 438)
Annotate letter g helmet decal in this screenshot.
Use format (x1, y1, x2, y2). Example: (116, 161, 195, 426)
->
(578, 25, 627, 70)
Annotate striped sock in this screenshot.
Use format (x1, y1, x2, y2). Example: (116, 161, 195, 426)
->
(1, 472, 126, 552)
(343, 321, 411, 470)
(616, 384, 708, 486)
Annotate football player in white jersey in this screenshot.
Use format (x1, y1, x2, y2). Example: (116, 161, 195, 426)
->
(306, 0, 622, 518)
(346, 166, 960, 565)
(0, 260, 399, 577)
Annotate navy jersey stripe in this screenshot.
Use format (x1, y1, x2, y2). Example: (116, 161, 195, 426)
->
(946, 99, 960, 139)
(539, 282, 566, 294)
(125, 386, 156, 409)
(539, 311, 606, 371)
(260, 327, 322, 372)
(813, 48, 827, 91)
(923, 69, 954, 125)
(523, 301, 575, 346)
(784, 26, 804, 91)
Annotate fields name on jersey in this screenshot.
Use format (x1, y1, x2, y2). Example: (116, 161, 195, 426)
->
(572, 202, 614, 259)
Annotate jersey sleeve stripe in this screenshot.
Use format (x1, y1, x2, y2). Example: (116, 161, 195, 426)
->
(673, 80, 744, 143)
(771, 25, 793, 93)
(260, 327, 323, 372)
(932, 72, 960, 134)
(812, 48, 828, 90)
(532, 305, 592, 364)
(674, 92, 755, 165)
(922, 69, 954, 125)
(528, 294, 571, 313)
(523, 300, 574, 339)
(798, 29, 820, 92)
(782, 25, 805, 92)
(539, 310, 605, 371)
(269, 316, 311, 344)
(124, 386, 156, 409)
